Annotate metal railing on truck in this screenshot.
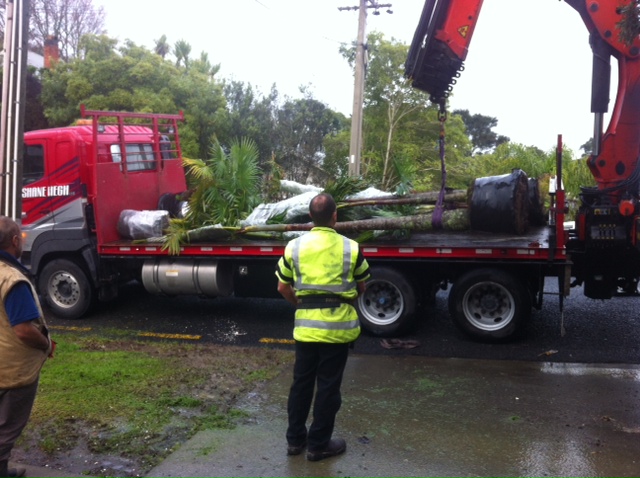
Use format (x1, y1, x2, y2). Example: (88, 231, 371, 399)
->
(79, 105, 185, 171)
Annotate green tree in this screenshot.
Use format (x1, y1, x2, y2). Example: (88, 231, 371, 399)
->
(192, 52, 220, 79)
(219, 81, 278, 169)
(618, 2, 640, 45)
(173, 39, 191, 69)
(412, 108, 475, 191)
(580, 137, 594, 156)
(40, 34, 226, 160)
(321, 126, 351, 180)
(342, 32, 422, 189)
(453, 109, 510, 155)
(24, 68, 49, 131)
(342, 31, 472, 192)
(0, 66, 49, 132)
(164, 137, 262, 254)
(273, 91, 345, 184)
(154, 34, 170, 59)
(182, 137, 261, 227)
(463, 142, 552, 183)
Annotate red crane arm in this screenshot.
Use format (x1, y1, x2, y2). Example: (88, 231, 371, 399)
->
(406, 0, 640, 196)
(566, 0, 640, 193)
(405, 0, 484, 103)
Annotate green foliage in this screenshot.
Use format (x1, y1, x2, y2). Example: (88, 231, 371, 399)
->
(174, 39, 192, 68)
(618, 2, 640, 45)
(218, 82, 349, 186)
(350, 32, 428, 190)
(322, 128, 351, 179)
(0, 67, 49, 131)
(185, 138, 261, 226)
(453, 109, 510, 154)
(564, 153, 596, 217)
(40, 35, 226, 160)
(325, 176, 369, 202)
(262, 154, 285, 203)
(164, 138, 261, 253)
(275, 93, 345, 184)
(341, 32, 472, 193)
(460, 142, 553, 186)
(218, 81, 279, 170)
(449, 140, 593, 208)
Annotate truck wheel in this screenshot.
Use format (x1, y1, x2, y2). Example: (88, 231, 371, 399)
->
(39, 259, 94, 319)
(449, 269, 530, 341)
(357, 267, 416, 337)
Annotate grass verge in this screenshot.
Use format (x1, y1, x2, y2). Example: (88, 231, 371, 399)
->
(16, 334, 293, 477)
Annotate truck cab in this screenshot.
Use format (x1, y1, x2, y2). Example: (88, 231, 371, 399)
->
(21, 108, 186, 318)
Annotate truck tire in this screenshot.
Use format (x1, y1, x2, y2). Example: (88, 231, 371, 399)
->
(449, 268, 530, 341)
(39, 259, 94, 319)
(357, 267, 416, 337)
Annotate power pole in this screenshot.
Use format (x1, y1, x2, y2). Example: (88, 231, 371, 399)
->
(339, 1, 392, 177)
(0, 0, 30, 220)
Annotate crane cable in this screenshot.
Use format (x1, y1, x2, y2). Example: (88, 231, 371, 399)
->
(432, 99, 448, 229)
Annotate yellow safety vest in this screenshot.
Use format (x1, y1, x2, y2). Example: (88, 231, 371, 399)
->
(276, 227, 370, 343)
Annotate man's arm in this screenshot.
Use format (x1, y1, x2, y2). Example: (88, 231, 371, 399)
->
(357, 280, 367, 296)
(277, 281, 298, 307)
(13, 321, 50, 352)
(5, 282, 51, 353)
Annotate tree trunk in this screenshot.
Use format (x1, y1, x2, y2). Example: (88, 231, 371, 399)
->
(340, 189, 467, 208)
(236, 209, 470, 235)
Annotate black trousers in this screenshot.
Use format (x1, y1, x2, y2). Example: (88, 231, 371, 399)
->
(286, 341, 350, 451)
(0, 378, 39, 463)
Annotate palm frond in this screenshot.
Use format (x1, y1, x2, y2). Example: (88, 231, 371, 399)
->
(164, 136, 263, 252)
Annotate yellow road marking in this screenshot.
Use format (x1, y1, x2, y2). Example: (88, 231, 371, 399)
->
(138, 332, 202, 340)
(48, 325, 92, 332)
(259, 337, 295, 345)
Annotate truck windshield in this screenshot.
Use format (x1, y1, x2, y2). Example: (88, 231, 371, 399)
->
(110, 143, 156, 172)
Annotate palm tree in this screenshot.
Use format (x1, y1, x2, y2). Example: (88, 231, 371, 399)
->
(173, 39, 192, 69)
(164, 138, 262, 253)
(192, 51, 221, 80)
(154, 34, 170, 59)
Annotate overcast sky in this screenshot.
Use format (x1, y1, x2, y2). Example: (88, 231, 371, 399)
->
(94, 0, 610, 153)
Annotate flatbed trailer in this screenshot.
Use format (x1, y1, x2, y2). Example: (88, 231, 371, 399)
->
(95, 222, 569, 340)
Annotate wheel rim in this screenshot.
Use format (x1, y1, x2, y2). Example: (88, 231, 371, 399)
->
(48, 271, 81, 309)
(461, 281, 515, 332)
(358, 280, 404, 326)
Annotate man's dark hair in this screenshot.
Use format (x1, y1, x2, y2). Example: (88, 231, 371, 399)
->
(309, 193, 337, 227)
(0, 216, 19, 251)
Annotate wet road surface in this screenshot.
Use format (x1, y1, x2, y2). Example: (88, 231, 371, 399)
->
(46, 280, 640, 364)
(34, 280, 640, 477)
(147, 355, 640, 477)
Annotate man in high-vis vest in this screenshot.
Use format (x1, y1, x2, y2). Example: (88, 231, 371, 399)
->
(0, 217, 55, 478)
(276, 193, 370, 462)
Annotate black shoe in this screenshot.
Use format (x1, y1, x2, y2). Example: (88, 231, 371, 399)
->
(287, 441, 307, 456)
(7, 467, 26, 478)
(306, 438, 346, 462)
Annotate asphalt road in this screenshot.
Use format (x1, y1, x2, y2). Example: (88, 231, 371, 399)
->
(44, 279, 640, 364)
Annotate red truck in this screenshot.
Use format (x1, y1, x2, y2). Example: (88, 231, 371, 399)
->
(19, 106, 567, 342)
(19, 0, 640, 342)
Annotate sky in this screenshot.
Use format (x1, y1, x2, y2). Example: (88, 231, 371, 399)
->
(93, 0, 608, 153)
